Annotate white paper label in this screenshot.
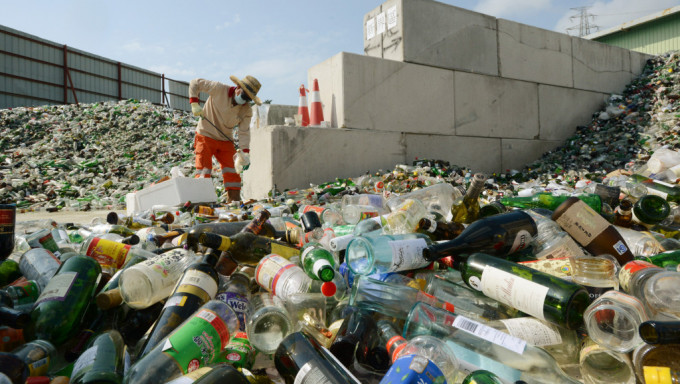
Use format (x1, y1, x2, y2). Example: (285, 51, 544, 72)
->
(387, 238, 430, 272)
(366, 18, 376, 40)
(452, 316, 527, 354)
(37, 271, 77, 304)
(481, 266, 549, 321)
(376, 12, 386, 34)
(500, 317, 563, 346)
(294, 362, 334, 384)
(71, 345, 97, 379)
(387, 6, 398, 29)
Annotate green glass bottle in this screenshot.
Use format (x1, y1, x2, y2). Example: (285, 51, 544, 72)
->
(25, 255, 102, 346)
(500, 192, 602, 213)
(633, 194, 671, 225)
(0, 259, 21, 287)
(70, 330, 126, 384)
(300, 242, 336, 282)
(451, 173, 487, 224)
(457, 253, 591, 330)
(639, 320, 680, 345)
(629, 174, 680, 203)
(197, 232, 300, 266)
(462, 370, 506, 384)
(636, 250, 680, 271)
(137, 249, 220, 358)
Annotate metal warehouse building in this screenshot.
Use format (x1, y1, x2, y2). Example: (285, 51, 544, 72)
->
(586, 6, 680, 55)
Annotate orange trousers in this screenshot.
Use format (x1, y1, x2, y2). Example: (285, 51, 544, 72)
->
(194, 133, 241, 190)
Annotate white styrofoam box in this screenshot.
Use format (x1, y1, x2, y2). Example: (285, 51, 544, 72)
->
(126, 177, 218, 215)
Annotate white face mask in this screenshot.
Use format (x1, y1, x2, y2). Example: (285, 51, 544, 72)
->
(234, 92, 248, 105)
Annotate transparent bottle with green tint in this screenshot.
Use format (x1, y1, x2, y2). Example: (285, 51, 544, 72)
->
(629, 174, 680, 203)
(500, 192, 602, 213)
(300, 242, 336, 282)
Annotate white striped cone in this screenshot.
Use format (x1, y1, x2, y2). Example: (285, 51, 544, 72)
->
(309, 78, 324, 126)
(298, 85, 310, 127)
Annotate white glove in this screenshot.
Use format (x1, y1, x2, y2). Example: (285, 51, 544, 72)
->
(234, 150, 250, 173)
(191, 102, 203, 117)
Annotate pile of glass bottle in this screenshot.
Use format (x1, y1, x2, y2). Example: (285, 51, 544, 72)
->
(1, 150, 680, 384)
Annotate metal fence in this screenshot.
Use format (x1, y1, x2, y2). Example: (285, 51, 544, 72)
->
(0, 24, 196, 110)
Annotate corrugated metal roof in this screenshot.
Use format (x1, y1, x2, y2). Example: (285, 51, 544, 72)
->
(584, 5, 680, 40)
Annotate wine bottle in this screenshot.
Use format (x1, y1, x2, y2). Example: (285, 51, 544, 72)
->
(197, 232, 300, 266)
(329, 309, 375, 367)
(346, 232, 432, 275)
(0, 204, 15, 261)
(457, 253, 591, 330)
(137, 249, 220, 358)
(0, 339, 56, 383)
(462, 370, 507, 384)
(0, 305, 30, 329)
(451, 173, 486, 224)
(422, 210, 537, 263)
(192, 364, 250, 383)
(240, 209, 271, 235)
(25, 255, 102, 346)
(633, 194, 671, 225)
(70, 330, 126, 384)
(613, 197, 634, 227)
(416, 217, 465, 241)
(0, 279, 40, 313)
(552, 197, 635, 265)
(116, 301, 164, 349)
(0, 259, 21, 287)
(274, 331, 362, 384)
(639, 320, 680, 344)
(629, 173, 680, 203)
(500, 192, 603, 213)
(123, 300, 240, 384)
(184, 221, 250, 251)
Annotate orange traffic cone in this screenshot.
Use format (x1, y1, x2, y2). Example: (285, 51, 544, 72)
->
(309, 78, 324, 126)
(298, 85, 310, 127)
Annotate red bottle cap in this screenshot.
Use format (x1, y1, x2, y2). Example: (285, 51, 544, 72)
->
(26, 378, 51, 384)
(321, 282, 336, 297)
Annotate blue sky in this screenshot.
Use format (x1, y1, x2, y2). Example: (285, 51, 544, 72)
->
(1, 0, 677, 105)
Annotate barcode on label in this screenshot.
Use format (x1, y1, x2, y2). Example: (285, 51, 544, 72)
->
(197, 310, 217, 323)
(452, 315, 527, 354)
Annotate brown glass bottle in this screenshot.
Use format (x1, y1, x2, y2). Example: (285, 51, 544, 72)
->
(416, 217, 464, 241)
(613, 198, 633, 227)
(240, 209, 271, 235)
(552, 197, 634, 265)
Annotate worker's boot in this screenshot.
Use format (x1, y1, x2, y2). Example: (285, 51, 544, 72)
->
(226, 189, 241, 204)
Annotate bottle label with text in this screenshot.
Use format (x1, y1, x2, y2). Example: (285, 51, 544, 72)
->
(477, 266, 549, 321)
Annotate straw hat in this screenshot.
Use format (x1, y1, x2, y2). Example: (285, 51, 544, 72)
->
(230, 75, 262, 105)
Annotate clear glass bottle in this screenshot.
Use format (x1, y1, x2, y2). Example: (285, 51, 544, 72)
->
(579, 336, 636, 384)
(500, 192, 603, 213)
(346, 232, 432, 275)
(246, 292, 293, 355)
(583, 290, 648, 353)
(385, 182, 463, 222)
(384, 198, 431, 235)
(19, 248, 61, 290)
(385, 335, 459, 383)
(570, 256, 619, 301)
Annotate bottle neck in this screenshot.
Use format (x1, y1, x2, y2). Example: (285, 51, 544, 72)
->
(465, 174, 486, 199)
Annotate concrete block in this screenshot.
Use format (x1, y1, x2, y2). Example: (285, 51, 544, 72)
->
(538, 85, 608, 141)
(405, 134, 501, 174)
(242, 125, 405, 199)
(308, 54, 344, 128)
(250, 104, 297, 129)
(364, 0, 498, 75)
(454, 71, 539, 139)
(630, 50, 654, 78)
(501, 138, 563, 171)
(333, 52, 455, 134)
(572, 38, 632, 94)
(497, 19, 573, 87)
(363, 3, 384, 58)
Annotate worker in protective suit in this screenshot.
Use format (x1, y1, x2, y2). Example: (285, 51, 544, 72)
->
(189, 75, 261, 203)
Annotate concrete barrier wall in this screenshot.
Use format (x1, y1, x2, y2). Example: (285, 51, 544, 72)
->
(241, 0, 654, 199)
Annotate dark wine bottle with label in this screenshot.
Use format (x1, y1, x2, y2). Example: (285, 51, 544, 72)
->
(0, 204, 15, 261)
(422, 210, 537, 263)
(137, 249, 220, 358)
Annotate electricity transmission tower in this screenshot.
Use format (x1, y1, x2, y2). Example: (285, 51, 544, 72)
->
(567, 6, 600, 36)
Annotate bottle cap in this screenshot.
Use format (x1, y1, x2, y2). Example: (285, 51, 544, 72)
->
(321, 282, 336, 297)
(234, 332, 248, 339)
(644, 366, 672, 384)
(96, 288, 123, 310)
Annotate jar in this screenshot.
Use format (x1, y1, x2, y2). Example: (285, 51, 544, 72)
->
(583, 290, 648, 353)
(570, 256, 619, 301)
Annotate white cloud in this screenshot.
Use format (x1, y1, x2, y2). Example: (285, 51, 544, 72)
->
(474, 0, 551, 18)
(121, 39, 165, 55)
(215, 14, 241, 31)
(554, 0, 678, 35)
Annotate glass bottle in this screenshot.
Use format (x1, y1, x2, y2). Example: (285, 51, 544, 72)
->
(385, 183, 463, 221)
(0, 204, 15, 261)
(450, 173, 486, 224)
(638, 270, 680, 319)
(342, 194, 386, 211)
(197, 232, 300, 266)
(583, 290, 648, 352)
(349, 275, 455, 320)
(403, 303, 581, 384)
(570, 256, 619, 301)
(384, 198, 431, 235)
(416, 217, 465, 241)
(255, 254, 316, 300)
(552, 197, 635, 265)
(346, 232, 432, 275)
(457, 253, 591, 330)
(628, 174, 680, 203)
(579, 336, 636, 384)
(461, 370, 507, 384)
(25, 255, 102, 346)
(637, 250, 680, 271)
(123, 300, 239, 384)
(329, 309, 375, 367)
(422, 210, 537, 263)
(300, 242, 336, 282)
(189, 364, 250, 384)
(383, 335, 459, 383)
(633, 194, 671, 225)
(246, 292, 293, 355)
(479, 201, 507, 218)
(639, 320, 680, 344)
(70, 330, 126, 384)
(274, 331, 362, 384)
(19, 248, 61, 290)
(213, 332, 256, 370)
(0, 279, 41, 313)
(500, 192, 602, 213)
(117, 248, 199, 309)
(215, 271, 252, 331)
(632, 343, 680, 384)
(0, 339, 56, 383)
(79, 236, 136, 277)
(0, 305, 30, 329)
(341, 205, 381, 225)
(613, 198, 634, 227)
(240, 209, 271, 235)
(642, 366, 680, 384)
(183, 221, 249, 251)
(0, 260, 22, 287)
(115, 302, 164, 349)
(137, 249, 220, 358)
